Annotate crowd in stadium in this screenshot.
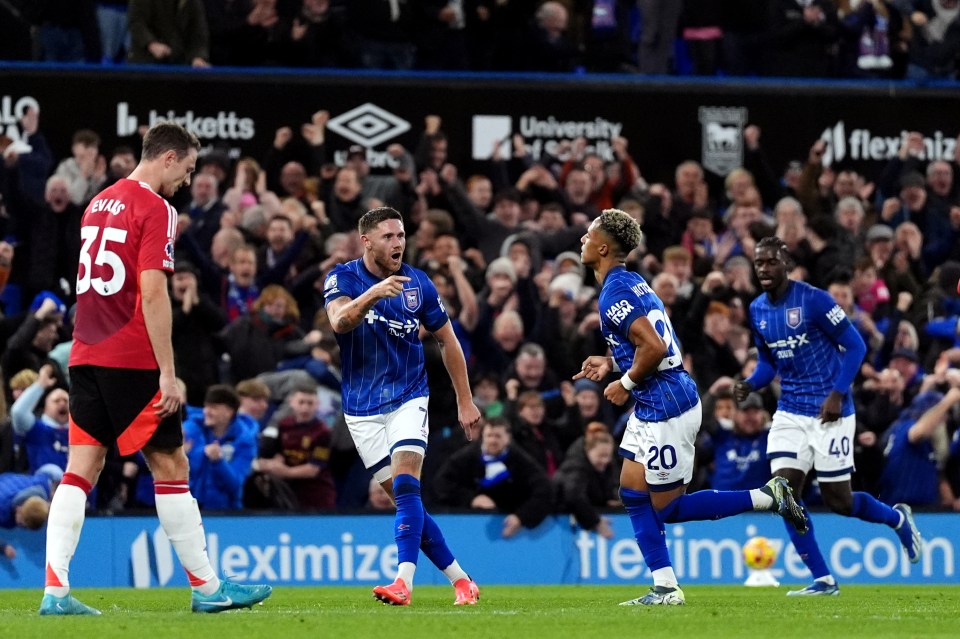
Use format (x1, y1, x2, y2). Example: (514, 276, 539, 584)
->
(1, 1, 960, 80)
(2, 93, 960, 539)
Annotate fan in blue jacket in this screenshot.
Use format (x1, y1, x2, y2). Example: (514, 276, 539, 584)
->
(183, 385, 258, 510)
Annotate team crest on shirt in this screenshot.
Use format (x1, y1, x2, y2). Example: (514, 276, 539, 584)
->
(403, 287, 422, 311)
(786, 307, 802, 329)
(163, 240, 175, 269)
(324, 274, 339, 295)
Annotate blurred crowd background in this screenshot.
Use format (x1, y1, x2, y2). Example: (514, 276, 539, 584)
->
(2, 0, 960, 543)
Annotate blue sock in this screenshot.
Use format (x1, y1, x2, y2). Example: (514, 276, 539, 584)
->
(851, 492, 901, 528)
(420, 511, 455, 571)
(786, 502, 830, 580)
(658, 490, 754, 523)
(620, 487, 672, 571)
(393, 474, 425, 566)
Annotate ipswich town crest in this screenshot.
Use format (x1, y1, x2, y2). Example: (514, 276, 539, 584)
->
(403, 287, 421, 311)
(786, 307, 802, 329)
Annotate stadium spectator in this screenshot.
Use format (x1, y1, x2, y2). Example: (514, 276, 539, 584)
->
(2, 293, 66, 376)
(637, 0, 683, 74)
(29, 0, 101, 63)
(523, 1, 578, 72)
(1, 171, 82, 304)
(253, 382, 335, 509)
(906, 0, 960, 80)
(183, 385, 258, 510)
(879, 383, 960, 506)
(765, 0, 840, 77)
(699, 392, 771, 491)
(10, 364, 69, 473)
(277, 0, 348, 68)
(217, 284, 317, 383)
(184, 172, 226, 252)
(345, 0, 417, 70)
(236, 378, 272, 427)
(170, 261, 226, 407)
(553, 424, 619, 538)
(97, 0, 130, 64)
(127, 0, 211, 67)
(3, 107, 53, 206)
(434, 417, 554, 537)
(0, 463, 62, 529)
(53, 129, 105, 207)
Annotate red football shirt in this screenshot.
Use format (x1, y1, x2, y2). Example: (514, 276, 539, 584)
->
(70, 179, 177, 369)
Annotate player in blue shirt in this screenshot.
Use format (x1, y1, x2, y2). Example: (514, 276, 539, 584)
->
(735, 236, 923, 596)
(324, 207, 482, 607)
(574, 209, 806, 606)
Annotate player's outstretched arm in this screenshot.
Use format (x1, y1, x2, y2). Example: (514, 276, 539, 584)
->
(432, 320, 481, 440)
(327, 275, 411, 334)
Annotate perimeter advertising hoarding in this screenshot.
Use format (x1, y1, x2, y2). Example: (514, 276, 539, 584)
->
(0, 513, 955, 588)
(1, 69, 957, 187)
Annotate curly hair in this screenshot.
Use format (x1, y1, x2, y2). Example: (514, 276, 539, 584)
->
(597, 208, 642, 257)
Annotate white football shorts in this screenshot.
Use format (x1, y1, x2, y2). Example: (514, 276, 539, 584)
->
(344, 396, 430, 483)
(767, 411, 856, 482)
(619, 401, 701, 491)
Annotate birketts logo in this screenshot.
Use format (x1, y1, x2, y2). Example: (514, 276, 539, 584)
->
(327, 103, 411, 148)
(116, 102, 255, 140)
(820, 121, 957, 165)
(471, 114, 624, 161)
(699, 106, 748, 176)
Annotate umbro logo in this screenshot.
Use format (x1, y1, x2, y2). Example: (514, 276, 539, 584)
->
(327, 103, 411, 148)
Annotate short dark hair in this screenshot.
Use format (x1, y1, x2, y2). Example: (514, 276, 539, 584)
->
(111, 145, 135, 158)
(204, 384, 240, 412)
(358, 206, 402, 235)
(141, 122, 201, 161)
(485, 416, 511, 434)
(755, 236, 791, 262)
(596, 208, 643, 257)
(268, 214, 293, 229)
(289, 381, 318, 396)
(72, 129, 100, 147)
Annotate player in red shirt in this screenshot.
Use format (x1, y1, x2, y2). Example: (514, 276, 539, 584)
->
(40, 122, 272, 616)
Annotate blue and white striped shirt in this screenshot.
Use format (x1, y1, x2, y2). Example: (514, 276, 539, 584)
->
(324, 259, 449, 417)
(749, 280, 855, 418)
(599, 267, 700, 422)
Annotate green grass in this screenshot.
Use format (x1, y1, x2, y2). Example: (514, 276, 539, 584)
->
(1, 585, 957, 639)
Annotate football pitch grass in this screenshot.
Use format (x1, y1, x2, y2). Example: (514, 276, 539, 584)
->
(2, 585, 957, 639)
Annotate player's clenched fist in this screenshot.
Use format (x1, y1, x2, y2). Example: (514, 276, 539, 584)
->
(733, 380, 752, 403)
(372, 275, 411, 299)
